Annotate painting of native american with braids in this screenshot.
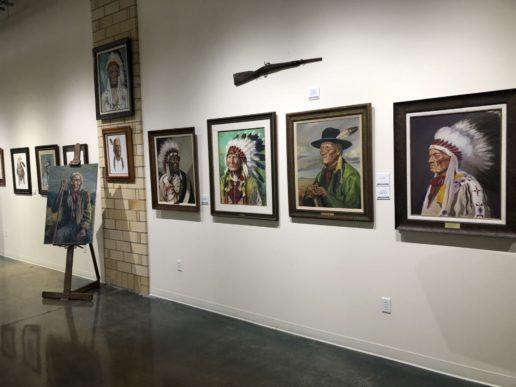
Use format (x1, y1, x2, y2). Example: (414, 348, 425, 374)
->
(208, 112, 278, 220)
(218, 130, 266, 206)
(408, 107, 504, 223)
(148, 128, 199, 211)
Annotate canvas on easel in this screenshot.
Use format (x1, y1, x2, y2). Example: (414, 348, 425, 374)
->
(42, 160, 100, 301)
(44, 164, 98, 245)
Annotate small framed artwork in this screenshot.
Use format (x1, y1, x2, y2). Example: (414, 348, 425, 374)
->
(63, 144, 89, 165)
(10, 147, 32, 195)
(394, 88, 516, 237)
(93, 38, 133, 120)
(35, 145, 60, 195)
(286, 104, 373, 222)
(148, 127, 200, 211)
(207, 112, 278, 220)
(0, 148, 5, 186)
(102, 126, 134, 182)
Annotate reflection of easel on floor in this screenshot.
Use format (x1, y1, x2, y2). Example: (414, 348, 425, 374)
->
(42, 144, 100, 301)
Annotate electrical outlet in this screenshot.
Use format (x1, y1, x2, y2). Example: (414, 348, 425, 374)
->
(176, 259, 183, 272)
(381, 297, 392, 314)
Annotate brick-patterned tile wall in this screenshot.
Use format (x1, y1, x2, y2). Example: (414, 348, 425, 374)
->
(91, 0, 149, 294)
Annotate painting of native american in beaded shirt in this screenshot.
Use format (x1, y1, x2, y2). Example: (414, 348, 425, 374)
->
(407, 106, 505, 224)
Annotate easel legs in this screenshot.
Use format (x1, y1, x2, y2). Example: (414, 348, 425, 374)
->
(42, 243, 101, 301)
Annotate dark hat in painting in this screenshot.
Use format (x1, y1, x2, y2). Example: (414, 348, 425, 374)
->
(311, 127, 352, 150)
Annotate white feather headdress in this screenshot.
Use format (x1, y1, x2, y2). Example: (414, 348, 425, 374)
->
(225, 133, 265, 181)
(158, 140, 180, 174)
(429, 119, 493, 174)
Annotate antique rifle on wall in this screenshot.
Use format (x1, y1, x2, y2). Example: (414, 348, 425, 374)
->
(233, 57, 322, 86)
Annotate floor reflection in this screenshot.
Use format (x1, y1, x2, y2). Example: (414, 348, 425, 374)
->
(0, 256, 482, 387)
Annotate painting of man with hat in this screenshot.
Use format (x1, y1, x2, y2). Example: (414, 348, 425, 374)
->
(301, 126, 361, 209)
(287, 104, 373, 221)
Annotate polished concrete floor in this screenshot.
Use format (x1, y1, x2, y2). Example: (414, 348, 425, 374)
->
(0, 256, 482, 387)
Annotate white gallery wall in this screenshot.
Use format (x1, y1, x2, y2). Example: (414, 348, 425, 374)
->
(0, 0, 100, 279)
(139, 0, 516, 385)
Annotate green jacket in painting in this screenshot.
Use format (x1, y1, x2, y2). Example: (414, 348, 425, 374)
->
(302, 157, 361, 209)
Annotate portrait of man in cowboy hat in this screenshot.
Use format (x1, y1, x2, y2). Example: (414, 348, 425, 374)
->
(301, 126, 362, 209)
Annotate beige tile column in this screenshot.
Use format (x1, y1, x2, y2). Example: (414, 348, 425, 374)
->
(90, 0, 149, 294)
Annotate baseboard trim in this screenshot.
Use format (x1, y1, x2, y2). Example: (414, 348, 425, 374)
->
(2, 251, 98, 281)
(150, 286, 514, 387)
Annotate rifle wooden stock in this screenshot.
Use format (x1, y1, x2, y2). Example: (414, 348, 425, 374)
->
(233, 57, 322, 86)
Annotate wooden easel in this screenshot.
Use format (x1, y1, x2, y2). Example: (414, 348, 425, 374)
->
(42, 144, 100, 302)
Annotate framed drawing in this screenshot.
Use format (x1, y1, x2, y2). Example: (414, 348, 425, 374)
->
(394, 88, 516, 237)
(35, 145, 60, 195)
(93, 38, 133, 120)
(286, 104, 373, 221)
(10, 147, 32, 195)
(44, 164, 98, 245)
(102, 126, 134, 182)
(148, 127, 200, 211)
(63, 144, 89, 165)
(0, 148, 5, 186)
(207, 112, 278, 220)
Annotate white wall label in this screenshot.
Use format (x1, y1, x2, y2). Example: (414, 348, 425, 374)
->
(376, 172, 390, 186)
(376, 172, 390, 200)
(308, 86, 320, 100)
(201, 194, 209, 205)
(376, 186, 390, 200)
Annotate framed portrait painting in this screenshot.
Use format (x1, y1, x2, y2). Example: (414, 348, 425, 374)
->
(102, 126, 134, 182)
(35, 145, 60, 195)
(394, 88, 516, 237)
(0, 148, 5, 186)
(148, 127, 200, 212)
(63, 144, 89, 165)
(207, 112, 278, 220)
(93, 38, 133, 120)
(10, 147, 32, 195)
(44, 164, 98, 245)
(286, 104, 373, 222)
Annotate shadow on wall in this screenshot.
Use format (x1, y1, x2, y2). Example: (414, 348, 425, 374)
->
(415, 245, 516, 374)
(94, 220, 104, 282)
(399, 231, 516, 253)
(157, 209, 201, 223)
(291, 216, 374, 230)
(0, 204, 4, 254)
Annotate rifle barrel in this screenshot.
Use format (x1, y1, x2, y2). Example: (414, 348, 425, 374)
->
(233, 57, 322, 86)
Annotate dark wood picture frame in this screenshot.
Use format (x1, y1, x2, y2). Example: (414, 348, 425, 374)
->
(63, 144, 89, 165)
(10, 147, 32, 195)
(207, 112, 278, 220)
(102, 126, 135, 183)
(35, 144, 60, 195)
(286, 104, 374, 222)
(93, 38, 134, 120)
(0, 148, 5, 186)
(148, 127, 200, 212)
(394, 88, 516, 237)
